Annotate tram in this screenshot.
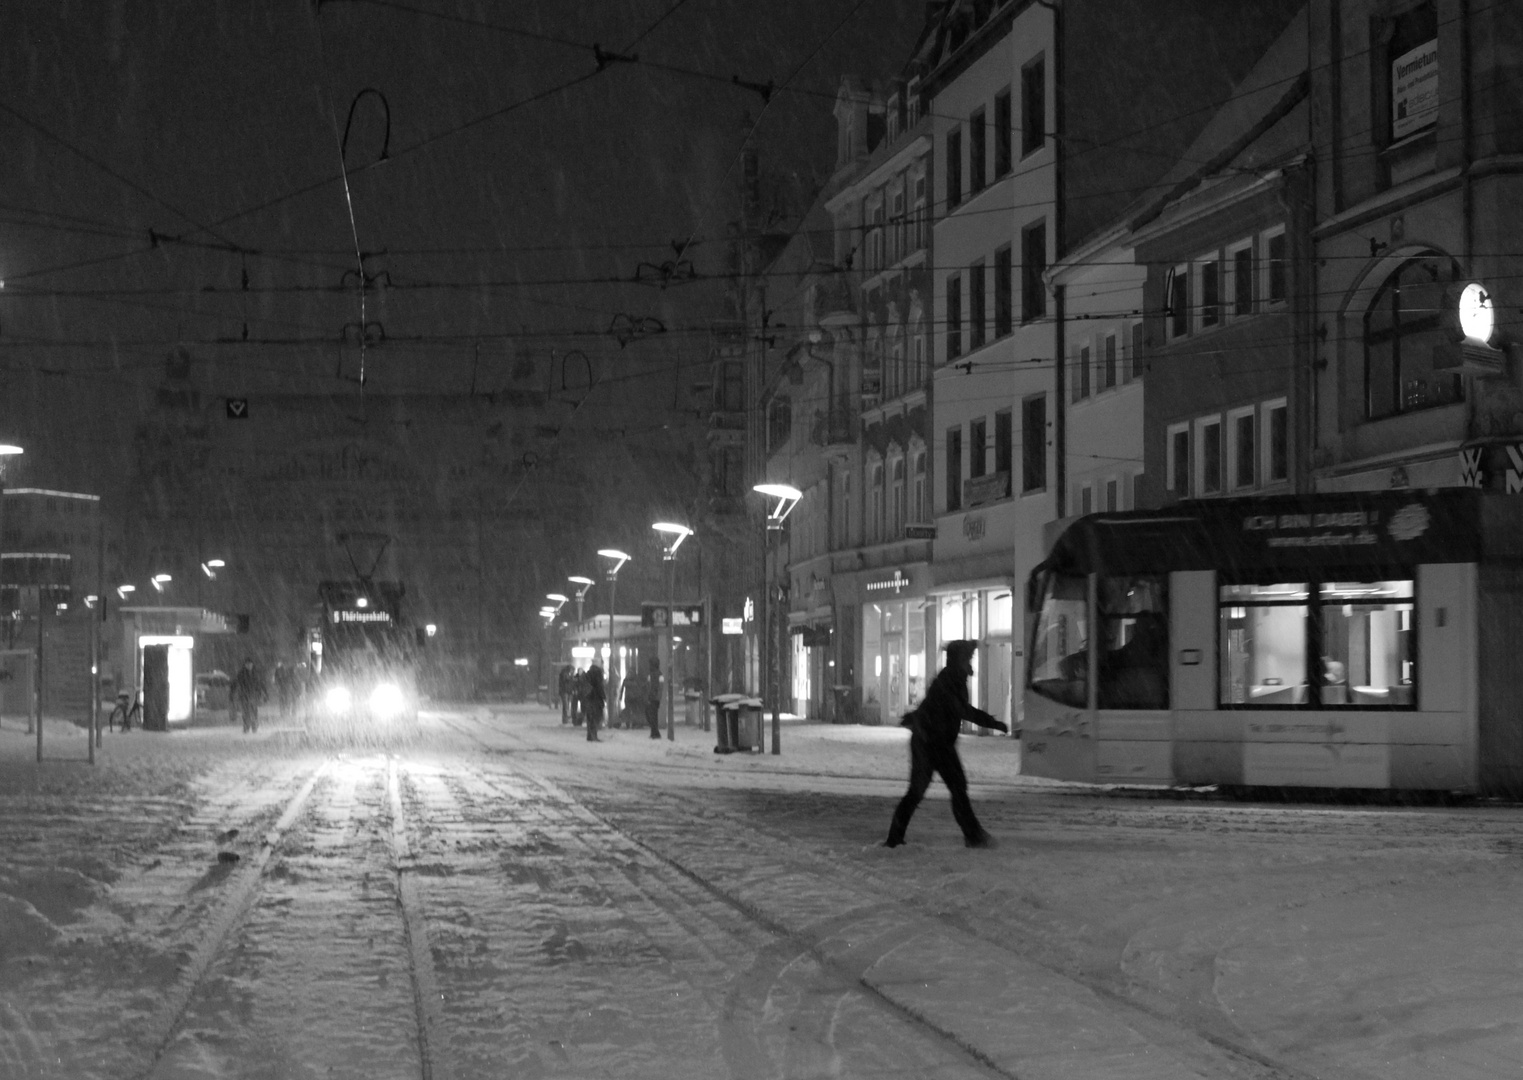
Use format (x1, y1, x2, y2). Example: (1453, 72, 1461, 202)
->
(1023, 488, 1523, 796)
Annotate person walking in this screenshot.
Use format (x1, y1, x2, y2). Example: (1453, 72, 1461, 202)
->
(558, 664, 575, 724)
(643, 655, 664, 739)
(583, 663, 606, 742)
(883, 640, 1008, 848)
(231, 658, 266, 735)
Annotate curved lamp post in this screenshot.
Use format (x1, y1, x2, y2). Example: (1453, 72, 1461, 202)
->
(753, 483, 802, 754)
(597, 549, 630, 711)
(652, 523, 693, 741)
(568, 576, 594, 642)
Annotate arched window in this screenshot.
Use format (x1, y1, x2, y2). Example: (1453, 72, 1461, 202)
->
(891, 454, 907, 536)
(1364, 252, 1462, 420)
(869, 457, 885, 544)
(912, 446, 928, 522)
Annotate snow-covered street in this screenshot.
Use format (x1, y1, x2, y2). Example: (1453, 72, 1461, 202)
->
(2, 704, 1521, 1080)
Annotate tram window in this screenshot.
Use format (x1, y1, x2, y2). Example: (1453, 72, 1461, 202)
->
(1220, 583, 1309, 705)
(1320, 580, 1414, 705)
(1097, 575, 1169, 709)
(1029, 571, 1088, 708)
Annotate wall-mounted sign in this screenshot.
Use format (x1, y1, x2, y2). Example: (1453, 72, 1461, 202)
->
(743, 597, 754, 622)
(722, 617, 744, 635)
(905, 523, 936, 540)
(642, 603, 704, 628)
(962, 514, 987, 542)
(332, 609, 392, 624)
(865, 569, 909, 594)
(1391, 39, 1438, 140)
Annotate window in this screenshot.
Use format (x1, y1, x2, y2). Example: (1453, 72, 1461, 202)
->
(721, 359, 744, 411)
(946, 427, 963, 511)
(1262, 398, 1288, 483)
(946, 128, 962, 210)
(969, 260, 986, 349)
(866, 198, 884, 273)
(1220, 579, 1414, 707)
(969, 418, 987, 478)
(1102, 333, 1117, 391)
(969, 107, 986, 194)
(1167, 422, 1191, 495)
(1021, 220, 1047, 321)
(994, 88, 1012, 177)
(1228, 238, 1254, 317)
(1021, 55, 1045, 156)
(869, 460, 884, 543)
(1168, 264, 1189, 339)
(1022, 394, 1046, 492)
(947, 273, 962, 359)
(1105, 478, 1118, 512)
(889, 185, 905, 265)
(1228, 406, 1256, 490)
(911, 323, 927, 386)
(993, 245, 1012, 337)
(838, 468, 852, 546)
(1130, 472, 1141, 510)
(1262, 227, 1287, 307)
(1197, 417, 1222, 495)
(1364, 252, 1461, 421)
(912, 449, 927, 521)
(1028, 569, 1087, 708)
(891, 456, 906, 535)
(1198, 254, 1221, 329)
(1128, 321, 1144, 381)
(1098, 575, 1169, 709)
(911, 171, 928, 251)
(994, 409, 1012, 477)
(1079, 484, 1092, 516)
(1384, 2, 1438, 143)
(1074, 344, 1091, 401)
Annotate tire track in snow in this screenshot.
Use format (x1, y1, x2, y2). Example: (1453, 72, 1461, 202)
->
(132, 758, 331, 1080)
(389, 755, 451, 1080)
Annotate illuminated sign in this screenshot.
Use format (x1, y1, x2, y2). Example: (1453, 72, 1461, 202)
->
(722, 617, 744, 635)
(332, 609, 392, 624)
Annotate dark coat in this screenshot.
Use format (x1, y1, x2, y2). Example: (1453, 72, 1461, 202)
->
(902, 662, 1004, 745)
(231, 665, 265, 707)
(583, 665, 606, 709)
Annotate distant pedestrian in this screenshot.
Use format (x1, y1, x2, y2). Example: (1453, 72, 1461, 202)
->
(231, 658, 266, 734)
(273, 662, 295, 718)
(571, 668, 587, 726)
(644, 655, 663, 739)
(558, 664, 575, 724)
(583, 663, 606, 742)
(884, 640, 1008, 848)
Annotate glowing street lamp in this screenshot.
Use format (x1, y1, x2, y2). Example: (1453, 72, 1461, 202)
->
(568, 575, 594, 641)
(597, 549, 631, 708)
(652, 523, 694, 741)
(201, 558, 225, 579)
(753, 482, 803, 754)
(753, 483, 802, 529)
(116, 584, 136, 600)
(151, 573, 172, 593)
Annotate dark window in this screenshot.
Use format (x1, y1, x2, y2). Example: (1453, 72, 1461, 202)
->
(1363, 253, 1460, 420)
(1128, 321, 1144, 380)
(1267, 233, 1287, 305)
(1102, 334, 1117, 390)
(994, 409, 1012, 476)
(969, 108, 986, 194)
(1021, 56, 1045, 156)
(1201, 422, 1222, 494)
(1022, 394, 1046, 492)
(969, 260, 986, 348)
(1169, 267, 1189, 338)
(947, 273, 962, 359)
(1268, 406, 1288, 482)
(969, 418, 987, 478)
(946, 427, 963, 511)
(1105, 478, 1118, 512)
(1078, 345, 1091, 400)
(1021, 220, 1046, 321)
(993, 245, 1013, 337)
(1200, 257, 1221, 328)
(946, 128, 962, 210)
(721, 360, 744, 411)
(1080, 486, 1093, 515)
(1234, 412, 1256, 489)
(719, 445, 744, 497)
(1098, 575, 1169, 709)
(994, 89, 1012, 177)
(1233, 245, 1254, 315)
(1170, 428, 1190, 495)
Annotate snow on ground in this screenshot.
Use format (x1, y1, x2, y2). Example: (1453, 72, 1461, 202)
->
(1, 706, 1521, 1079)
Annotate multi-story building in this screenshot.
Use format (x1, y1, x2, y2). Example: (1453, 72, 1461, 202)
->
(924, 0, 1305, 727)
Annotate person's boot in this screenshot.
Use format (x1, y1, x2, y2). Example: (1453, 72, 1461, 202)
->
(965, 831, 996, 849)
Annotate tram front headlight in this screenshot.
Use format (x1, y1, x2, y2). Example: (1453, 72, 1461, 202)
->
(369, 681, 406, 719)
(325, 686, 353, 715)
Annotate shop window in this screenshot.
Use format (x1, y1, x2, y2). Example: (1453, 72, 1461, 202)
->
(1097, 575, 1169, 709)
(1228, 406, 1256, 490)
(988, 590, 1012, 636)
(1363, 252, 1461, 421)
(1028, 570, 1088, 708)
(1219, 579, 1414, 707)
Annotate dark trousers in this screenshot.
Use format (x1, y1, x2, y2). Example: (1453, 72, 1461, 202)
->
(560, 693, 572, 724)
(886, 731, 984, 844)
(585, 703, 602, 740)
(645, 698, 662, 738)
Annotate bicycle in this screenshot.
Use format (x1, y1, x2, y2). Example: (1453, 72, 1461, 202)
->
(107, 691, 142, 732)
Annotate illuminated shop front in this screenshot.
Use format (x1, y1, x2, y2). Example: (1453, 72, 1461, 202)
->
(933, 584, 1015, 726)
(859, 565, 929, 726)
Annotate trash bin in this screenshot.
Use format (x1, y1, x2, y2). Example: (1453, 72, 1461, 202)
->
(831, 685, 857, 725)
(684, 689, 702, 727)
(736, 698, 764, 751)
(709, 693, 748, 754)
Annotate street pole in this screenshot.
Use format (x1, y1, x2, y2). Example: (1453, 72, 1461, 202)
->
(665, 553, 675, 741)
(607, 573, 616, 704)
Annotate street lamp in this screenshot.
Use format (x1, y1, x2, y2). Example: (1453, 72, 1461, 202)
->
(597, 548, 630, 712)
(151, 573, 172, 593)
(753, 483, 802, 755)
(568, 576, 594, 642)
(201, 558, 225, 578)
(652, 522, 693, 741)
